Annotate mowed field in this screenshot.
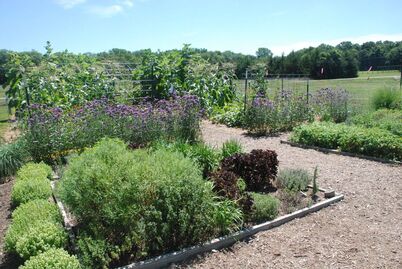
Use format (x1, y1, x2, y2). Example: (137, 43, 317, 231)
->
(0, 87, 10, 138)
(236, 70, 401, 112)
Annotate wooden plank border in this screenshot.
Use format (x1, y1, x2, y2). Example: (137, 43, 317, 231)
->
(280, 140, 401, 165)
(118, 194, 344, 269)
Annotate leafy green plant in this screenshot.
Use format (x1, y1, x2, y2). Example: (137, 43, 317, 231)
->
(372, 88, 402, 110)
(5, 199, 62, 253)
(150, 140, 220, 177)
(250, 192, 279, 223)
(221, 139, 243, 159)
(11, 177, 52, 206)
(210, 102, 245, 127)
(290, 122, 402, 161)
(19, 248, 81, 269)
(277, 168, 312, 192)
(15, 221, 68, 260)
(349, 109, 402, 136)
(221, 149, 278, 192)
(58, 138, 242, 268)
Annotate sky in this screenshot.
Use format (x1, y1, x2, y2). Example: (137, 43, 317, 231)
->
(1, 0, 401, 56)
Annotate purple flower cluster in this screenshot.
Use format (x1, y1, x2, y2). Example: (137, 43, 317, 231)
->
(24, 95, 202, 161)
(312, 88, 348, 122)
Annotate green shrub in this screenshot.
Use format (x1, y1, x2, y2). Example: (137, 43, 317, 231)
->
(17, 162, 53, 181)
(290, 122, 402, 161)
(210, 102, 245, 127)
(15, 221, 68, 260)
(221, 139, 243, 159)
(150, 140, 220, 177)
(0, 139, 29, 180)
(19, 248, 81, 269)
(372, 88, 402, 110)
(277, 168, 312, 192)
(250, 193, 279, 223)
(349, 109, 402, 136)
(11, 177, 52, 206)
(75, 236, 111, 269)
(58, 138, 242, 268)
(5, 199, 61, 253)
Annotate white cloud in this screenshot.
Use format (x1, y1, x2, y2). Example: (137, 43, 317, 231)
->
(120, 0, 134, 7)
(88, 4, 124, 17)
(55, 0, 86, 9)
(269, 33, 402, 56)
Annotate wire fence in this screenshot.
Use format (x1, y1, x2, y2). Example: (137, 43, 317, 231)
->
(236, 69, 402, 112)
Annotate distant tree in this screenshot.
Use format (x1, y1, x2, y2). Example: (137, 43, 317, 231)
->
(256, 48, 273, 59)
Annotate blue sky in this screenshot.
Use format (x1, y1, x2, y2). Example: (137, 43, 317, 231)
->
(1, 0, 401, 55)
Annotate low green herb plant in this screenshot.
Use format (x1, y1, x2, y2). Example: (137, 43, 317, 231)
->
(277, 168, 312, 192)
(5, 199, 62, 253)
(250, 192, 279, 223)
(19, 248, 81, 269)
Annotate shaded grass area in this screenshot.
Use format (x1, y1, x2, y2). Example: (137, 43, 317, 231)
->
(236, 70, 401, 112)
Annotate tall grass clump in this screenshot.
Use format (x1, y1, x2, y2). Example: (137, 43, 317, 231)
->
(372, 88, 402, 110)
(0, 139, 29, 181)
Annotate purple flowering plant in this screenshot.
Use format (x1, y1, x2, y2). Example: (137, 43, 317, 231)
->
(23, 95, 203, 162)
(312, 88, 348, 123)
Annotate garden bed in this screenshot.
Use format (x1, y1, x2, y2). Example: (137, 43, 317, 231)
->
(52, 178, 343, 269)
(280, 140, 402, 165)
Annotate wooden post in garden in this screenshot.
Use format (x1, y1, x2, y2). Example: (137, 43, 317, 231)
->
(306, 78, 310, 105)
(400, 66, 402, 90)
(25, 86, 31, 118)
(244, 70, 248, 112)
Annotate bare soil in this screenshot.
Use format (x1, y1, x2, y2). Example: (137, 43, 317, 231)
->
(177, 121, 402, 269)
(0, 180, 20, 269)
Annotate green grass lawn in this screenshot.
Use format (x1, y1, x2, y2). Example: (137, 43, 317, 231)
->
(236, 70, 402, 112)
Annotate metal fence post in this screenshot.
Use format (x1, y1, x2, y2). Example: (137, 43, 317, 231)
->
(151, 62, 156, 99)
(400, 66, 402, 90)
(306, 78, 310, 104)
(244, 70, 248, 112)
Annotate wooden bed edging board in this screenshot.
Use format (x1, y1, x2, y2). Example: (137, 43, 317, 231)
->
(117, 194, 344, 269)
(50, 180, 77, 253)
(279, 140, 401, 165)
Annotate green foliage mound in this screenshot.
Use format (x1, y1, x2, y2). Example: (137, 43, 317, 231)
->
(250, 193, 279, 223)
(19, 248, 81, 269)
(277, 168, 312, 192)
(290, 122, 402, 161)
(17, 162, 52, 181)
(150, 140, 221, 177)
(11, 177, 52, 206)
(349, 109, 402, 136)
(5, 199, 61, 253)
(15, 221, 68, 260)
(58, 138, 242, 269)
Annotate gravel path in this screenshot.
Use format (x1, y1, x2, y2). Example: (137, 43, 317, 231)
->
(179, 121, 402, 269)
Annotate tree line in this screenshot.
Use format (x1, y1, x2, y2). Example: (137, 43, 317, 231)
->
(1, 40, 401, 84)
